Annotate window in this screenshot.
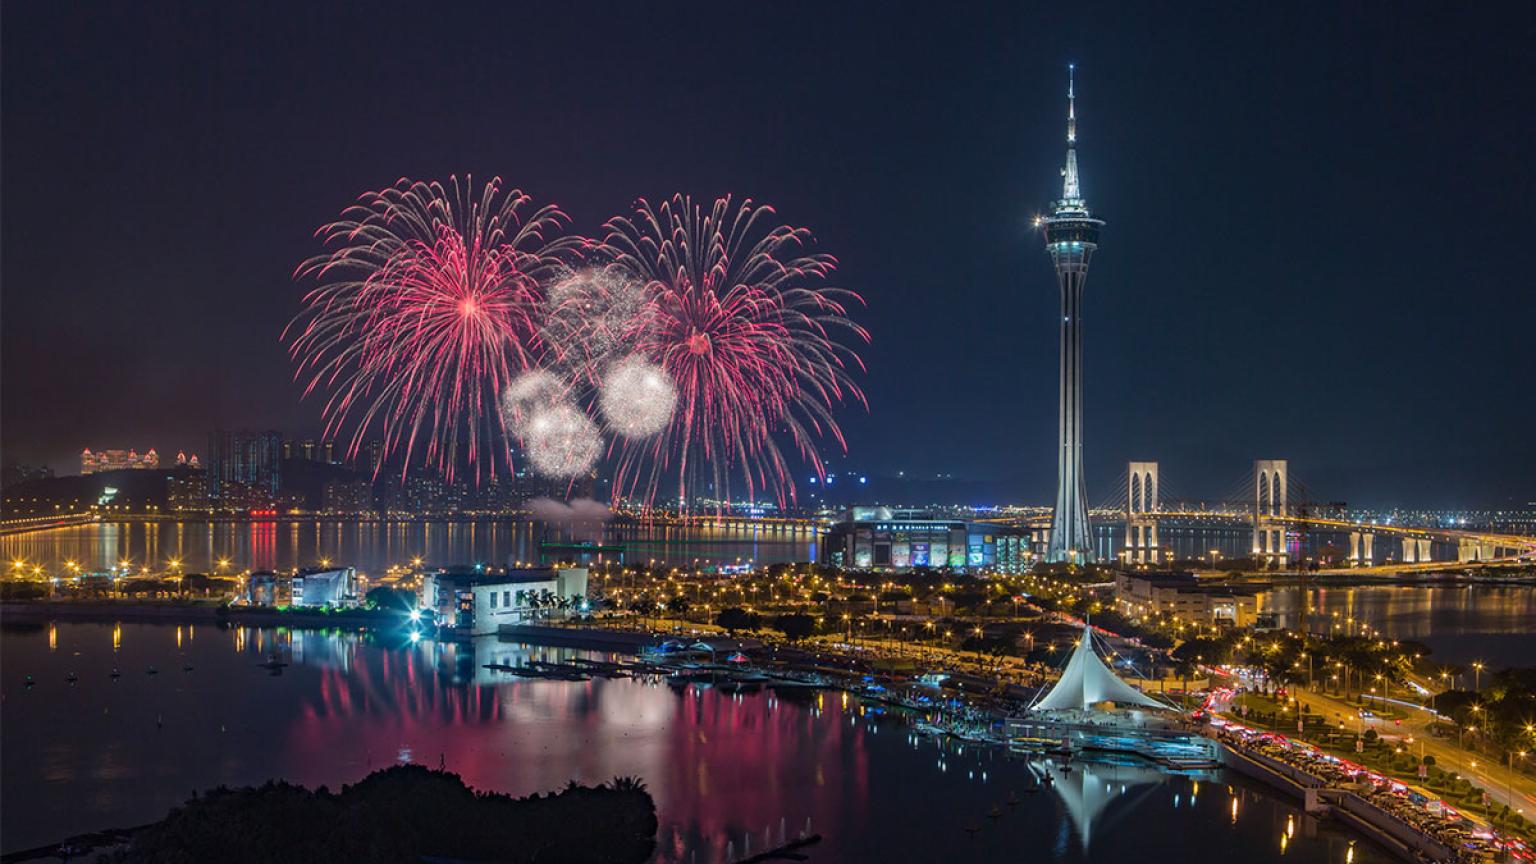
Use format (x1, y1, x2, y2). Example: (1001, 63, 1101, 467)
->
(490, 591, 498, 608)
(504, 591, 511, 607)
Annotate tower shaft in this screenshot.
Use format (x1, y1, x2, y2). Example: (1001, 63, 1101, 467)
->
(1042, 65, 1103, 564)
(1046, 238, 1095, 562)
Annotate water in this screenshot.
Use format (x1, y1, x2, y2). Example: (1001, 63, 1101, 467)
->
(1, 621, 1391, 862)
(0, 519, 817, 575)
(1256, 583, 1536, 669)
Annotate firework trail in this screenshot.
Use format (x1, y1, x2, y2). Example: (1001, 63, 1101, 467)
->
(602, 194, 868, 507)
(285, 177, 576, 480)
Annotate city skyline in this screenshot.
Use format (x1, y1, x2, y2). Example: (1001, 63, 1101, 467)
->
(5, 7, 1535, 864)
(4, 4, 1534, 508)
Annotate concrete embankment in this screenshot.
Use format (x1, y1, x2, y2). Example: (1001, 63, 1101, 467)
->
(1214, 733, 1456, 863)
(1, 601, 397, 630)
(1, 601, 222, 623)
(497, 624, 663, 652)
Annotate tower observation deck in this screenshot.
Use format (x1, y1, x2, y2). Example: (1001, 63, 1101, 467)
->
(1043, 65, 1105, 564)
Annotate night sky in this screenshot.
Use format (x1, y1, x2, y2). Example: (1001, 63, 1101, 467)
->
(3, 2, 1533, 508)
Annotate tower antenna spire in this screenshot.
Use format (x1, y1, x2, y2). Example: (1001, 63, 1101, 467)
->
(1062, 64, 1081, 202)
(1067, 63, 1076, 144)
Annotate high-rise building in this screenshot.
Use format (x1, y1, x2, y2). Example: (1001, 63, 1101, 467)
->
(322, 478, 374, 515)
(167, 474, 210, 512)
(80, 447, 160, 474)
(207, 430, 283, 498)
(1042, 66, 1105, 564)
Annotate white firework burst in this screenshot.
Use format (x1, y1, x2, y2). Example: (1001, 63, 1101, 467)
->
(524, 404, 601, 478)
(599, 356, 677, 439)
(541, 266, 653, 383)
(501, 369, 567, 435)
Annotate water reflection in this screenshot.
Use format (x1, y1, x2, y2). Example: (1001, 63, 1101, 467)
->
(1030, 759, 1169, 850)
(3, 622, 1393, 862)
(1258, 584, 1536, 666)
(0, 519, 817, 573)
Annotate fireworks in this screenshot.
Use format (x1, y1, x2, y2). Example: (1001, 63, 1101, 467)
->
(285, 177, 574, 479)
(601, 194, 868, 506)
(598, 356, 677, 439)
(540, 266, 653, 384)
(523, 404, 602, 478)
(500, 369, 568, 435)
(289, 182, 866, 497)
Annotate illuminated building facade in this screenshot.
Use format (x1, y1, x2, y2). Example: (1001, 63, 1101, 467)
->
(1112, 571, 1260, 627)
(80, 447, 160, 474)
(322, 478, 374, 515)
(420, 567, 589, 634)
(207, 429, 282, 498)
(822, 506, 1031, 572)
(291, 567, 357, 608)
(167, 474, 210, 512)
(1042, 65, 1105, 564)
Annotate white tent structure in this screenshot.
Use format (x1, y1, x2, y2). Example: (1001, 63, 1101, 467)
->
(1031, 621, 1169, 712)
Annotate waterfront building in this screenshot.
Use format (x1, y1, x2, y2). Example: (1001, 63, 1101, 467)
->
(209, 480, 275, 513)
(321, 478, 374, 515)
(291, 567, 357, 608)
(207, 429, 282, 498)
(80, 447, 160, 474)
(166, 474, 210, 513)
(1041, 65, 1104, 564)
(821, 506, 1031, 572)
(246, 571, 279, 606)
(1113, 571, 1261, 627)
(419, 567, 589, 634)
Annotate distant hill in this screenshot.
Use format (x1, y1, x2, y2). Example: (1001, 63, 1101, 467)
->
(0, 466, 199, 515)
(0, 459, 368, 515)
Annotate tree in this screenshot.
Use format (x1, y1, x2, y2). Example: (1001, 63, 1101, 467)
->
(772, 613, 817, 642)
(365, 586, 414, 612)
(715, 607, 759, 634)
(0, 581, 46, 601)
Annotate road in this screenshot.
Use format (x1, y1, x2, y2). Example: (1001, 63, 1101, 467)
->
(1231, 675, 1536, 817)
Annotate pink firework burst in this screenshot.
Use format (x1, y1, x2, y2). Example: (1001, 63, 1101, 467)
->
(285, 177, 577, 481)
(602, 194, 868, 508)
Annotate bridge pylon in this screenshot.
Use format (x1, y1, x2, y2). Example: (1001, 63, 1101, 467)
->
(1401, 536, 1433, 563)
(1252, 459, 1289, 567)
(1348, 531, 1375, 567)
(1125, 461, 1159, 564)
